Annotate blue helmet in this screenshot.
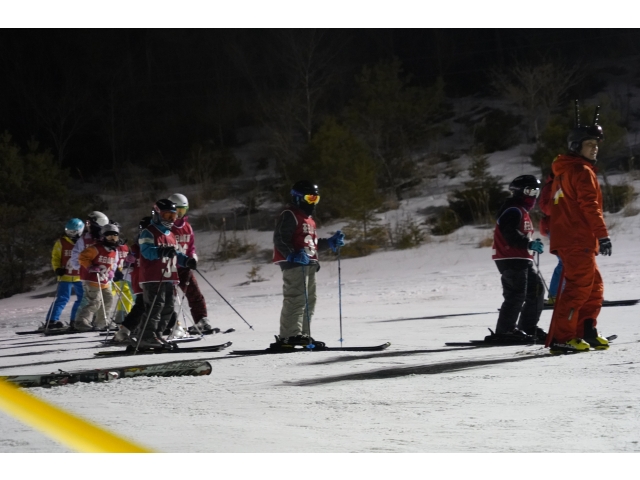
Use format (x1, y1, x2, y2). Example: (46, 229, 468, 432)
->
(65, 218, 84, 239)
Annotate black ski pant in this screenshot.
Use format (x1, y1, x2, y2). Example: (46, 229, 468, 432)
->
(140, 282, 174, 340)
(122, 294, 145, 333)
(495, 260, 544, 334)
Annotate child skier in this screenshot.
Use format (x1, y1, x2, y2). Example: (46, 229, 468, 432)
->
(112, 216, 150, 343)
(168, 193, 214, 334)
(46, 218, 85, 329)
(271, 180, 345, 349)
(137, 199, 196, 348)
(74, 223, 119, 332)
(488, 175, 546, 343)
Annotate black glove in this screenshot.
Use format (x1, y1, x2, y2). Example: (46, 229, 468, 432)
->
(185, 257, 197, 270)
(598, 237, 612, 256)
(55, 268, 66, 276)
(114, 269, 125, 281)
(157, 246, 176, 258)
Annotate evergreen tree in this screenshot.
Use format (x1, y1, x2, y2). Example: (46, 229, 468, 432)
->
(0, 132, 74, 297)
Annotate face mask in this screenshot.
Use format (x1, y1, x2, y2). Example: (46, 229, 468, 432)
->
(523, 196, 537, 211)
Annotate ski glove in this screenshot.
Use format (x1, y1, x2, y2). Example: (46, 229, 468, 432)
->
(598, 237, 612, 256)
(113, 269, 124, 281)
(185, 257, 198, 270)
(528, 238, 544, 254)
(55, 268, 66, 277)
(124, 253, 137, 264)
(286, 250, 310, 265)
(88, 265, 104, 274)
(157, 245, 176, 258)
(327, 230, 346, 252)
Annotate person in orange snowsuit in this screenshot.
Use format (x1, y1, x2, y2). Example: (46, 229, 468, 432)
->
(547, 121, 611, 353)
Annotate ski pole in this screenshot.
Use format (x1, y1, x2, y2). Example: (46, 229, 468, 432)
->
(534, 250, 550, 296)
(105, 281, 130, 344)
(95, 273, 111, 338)
(193, 269, 253, 330)
(179, 274, 202, 335)
(337, 248, 343, 348)
(173, 283, 201, 337)
(43, 280, 62, 332)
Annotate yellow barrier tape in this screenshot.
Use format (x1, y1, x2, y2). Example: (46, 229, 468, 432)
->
(0, 379, 152, 452)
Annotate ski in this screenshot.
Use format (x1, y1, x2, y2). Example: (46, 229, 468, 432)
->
(446, 335, 617, 347)
(543, 299, 639, 310)
(94, 341, 232, 357)
(16, 327, 115, 336)
(100, 336, 202, 346)
(186, 327, 236, 336)
(229, 342, 391, 356)
(1, 359, 212, 388)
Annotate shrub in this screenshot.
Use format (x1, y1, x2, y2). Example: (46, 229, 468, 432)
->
(602, 184, 635, 213)
(473, 109, 522, 153)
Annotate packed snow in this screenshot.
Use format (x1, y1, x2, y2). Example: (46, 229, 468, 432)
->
(0, 149, 639, 476)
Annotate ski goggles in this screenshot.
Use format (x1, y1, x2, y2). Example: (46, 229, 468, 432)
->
(523, 187, 540, 197)
(176, 206, 188, 217)
(159, 211, 178, 222)
(302, 194, 320, 205)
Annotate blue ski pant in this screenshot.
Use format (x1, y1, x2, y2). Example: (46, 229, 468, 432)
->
(48, 281, 84, 321)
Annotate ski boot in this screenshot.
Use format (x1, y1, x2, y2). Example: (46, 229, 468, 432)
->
(549, 338, 591, 354)
(522, 326, 548, 342)
(484, 328, 534, 345)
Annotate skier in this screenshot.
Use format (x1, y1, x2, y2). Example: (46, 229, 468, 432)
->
(488, 175, 546, 343)
(168, 193, 214, 334)
(46, 218, 85, 329)
(74, 223, 119, 332)
(113, 216, 150, 343)
(538, 172, 563, 305)
(271, 180, 345, 349)
(547, 109, 610, 353)
(137, 199, 196, 348)
(70, 211, 109, 273)
(111, 232, 134, 324)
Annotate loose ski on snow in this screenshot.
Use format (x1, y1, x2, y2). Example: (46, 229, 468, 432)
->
(1, 359, 212, 388)
(94, 341, 232, 357)
(445, 335, 617, 347)
(229, 342, 391, 356)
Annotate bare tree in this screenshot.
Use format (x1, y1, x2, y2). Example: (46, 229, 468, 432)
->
(491, 60, 584, 143)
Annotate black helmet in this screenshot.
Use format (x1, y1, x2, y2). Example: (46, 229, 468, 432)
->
(290, 180, 320, 214)
(152, 199, 177, 228)
(509, 175, 541, 197)
(567, 125, 604, 153)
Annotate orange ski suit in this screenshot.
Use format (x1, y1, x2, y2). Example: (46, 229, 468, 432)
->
(548, 153, 609, 342)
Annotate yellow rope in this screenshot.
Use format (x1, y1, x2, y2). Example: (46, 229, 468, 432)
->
(0, 379, 152, 453)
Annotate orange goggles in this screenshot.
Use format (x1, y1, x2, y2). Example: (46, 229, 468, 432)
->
(303, 194, 320, 205)
(160, 211, 178, 221)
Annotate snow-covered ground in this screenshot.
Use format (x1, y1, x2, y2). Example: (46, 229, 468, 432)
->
(1, 150, 639, 476)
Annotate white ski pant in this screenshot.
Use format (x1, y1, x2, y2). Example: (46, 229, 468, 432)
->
(75, 283, 113, 329)
(279, 266, 317, 339)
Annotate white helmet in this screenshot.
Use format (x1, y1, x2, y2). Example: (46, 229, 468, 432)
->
(87, 211, 109, 227)
(168, 193, 188, 208)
